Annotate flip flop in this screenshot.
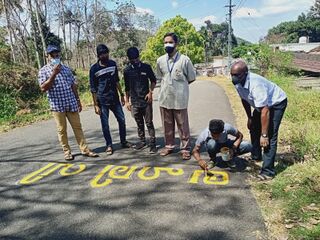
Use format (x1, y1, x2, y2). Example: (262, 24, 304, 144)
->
(160, 148, 173, 156)
(64, 152, 74, 161)
(181, 151, 191, 160)
(106, 147, 113, 155)
(82, 151, 99, 157)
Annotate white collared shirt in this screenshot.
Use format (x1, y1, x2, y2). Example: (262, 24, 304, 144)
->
(156, 52, 196, 109)
(235, 72, 287, 110)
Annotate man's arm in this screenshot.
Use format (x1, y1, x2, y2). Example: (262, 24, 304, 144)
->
(123, 70, 131, 111)
(71, 83, 82, 112)
(192, 145, 208, 171)
(185, 58, 196, 84)
(233, 130, 243, 151)
(260, 106, 270, 147)
(145, 65, 157, 104)
(40, 65, 61, 92)
(241, 99, 253, 130)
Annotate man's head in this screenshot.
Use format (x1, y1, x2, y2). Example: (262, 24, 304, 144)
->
(96, 44, 109, 62)
(209, 119, 225, 140)
(230, 60, 248, 86)
(163, 32, 179, 55)
(46, 44, 61, 64)
(127, 47, 140, 65)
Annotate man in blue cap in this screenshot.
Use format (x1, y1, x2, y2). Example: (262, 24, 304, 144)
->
(89, 44, 131, 155)
(124, 47, 157, 154)
(38, 44, 98, 160)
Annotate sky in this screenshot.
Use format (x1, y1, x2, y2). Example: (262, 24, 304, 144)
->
(131, 0, 316, 43)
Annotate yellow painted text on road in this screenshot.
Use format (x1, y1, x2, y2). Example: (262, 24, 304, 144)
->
(19, 163, 229, 187)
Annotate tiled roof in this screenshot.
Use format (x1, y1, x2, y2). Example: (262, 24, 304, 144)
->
(293, 58, 320, 73)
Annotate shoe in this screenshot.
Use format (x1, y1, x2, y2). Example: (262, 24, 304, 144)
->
(81, 150, 99, 157)
(64, 152, 74, 161)
(121, 141, 132, 148)
(149, 145, 157, 154)
(106, 146, 113, 155)
(207, 159, 216, 169)
(160, 147, 173, 156)
(134, 142, 146, 150)
(226, 160, 236, 168)
(257, 173, 274, 181)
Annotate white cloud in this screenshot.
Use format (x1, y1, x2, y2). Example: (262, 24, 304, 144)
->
(136, 7, 154, 15)
(172, 1, 178, 9)
(189, 15, 217, 29)
(235, 0, 315, 18)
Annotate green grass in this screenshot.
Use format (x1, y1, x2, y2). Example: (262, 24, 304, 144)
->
(254, 72, 320, 240)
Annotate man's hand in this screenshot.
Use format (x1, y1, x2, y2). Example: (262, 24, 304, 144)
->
(94, 105, 101, 115)
(125, 102, 132, 111)
(120, 95, 125, 106)
(198, 159, 208, 171)
(145, 92, 153, 104)
(247, 117, 252, 130)
(52, 64, 61, 76)
(77, 100, 82, 112)
(260, 136, 269, 147)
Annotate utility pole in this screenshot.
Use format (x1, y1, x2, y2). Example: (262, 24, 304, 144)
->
(225, 0, 235, 73)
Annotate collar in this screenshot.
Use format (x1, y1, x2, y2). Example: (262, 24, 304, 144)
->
(242, 72, 250, 89)
(168, 51, 179, 60)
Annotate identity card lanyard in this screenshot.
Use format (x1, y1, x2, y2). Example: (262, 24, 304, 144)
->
(167, 53, 179, 84)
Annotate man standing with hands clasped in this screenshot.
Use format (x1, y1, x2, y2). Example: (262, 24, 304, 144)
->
(38, 44, 98, 161)
(156, 32, 196, 160)
(231, 60, 287, 180)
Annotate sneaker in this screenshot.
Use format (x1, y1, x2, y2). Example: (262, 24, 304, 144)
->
(226, 160, 236, 168)
(134, 142, 146, 150)
(149, 145, 157, 154)
(121, 141, 132, 148)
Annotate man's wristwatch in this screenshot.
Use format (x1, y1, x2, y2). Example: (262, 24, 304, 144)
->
(261, 133, 268, 138)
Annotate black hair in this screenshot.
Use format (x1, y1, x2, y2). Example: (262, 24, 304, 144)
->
(96, 44, 109, 56)
(127, 47, 140, 60)
(163, 32, 179, 43)
(209, 119, 225, 134)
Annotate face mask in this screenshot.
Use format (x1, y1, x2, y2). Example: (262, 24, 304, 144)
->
(51, 58, 61, 65)
(232, 72, 247, 86)
(164, 43, 175, 54)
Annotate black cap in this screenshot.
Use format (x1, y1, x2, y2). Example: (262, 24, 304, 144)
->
(46, 45, 60, 54)
(127, 47, 139, 60)
(96, 44, 109, 56)
(209, 119, 225, 134)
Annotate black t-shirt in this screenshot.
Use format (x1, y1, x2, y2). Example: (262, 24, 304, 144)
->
(89, 60, 120, 105)
(124, 62, 156, 108)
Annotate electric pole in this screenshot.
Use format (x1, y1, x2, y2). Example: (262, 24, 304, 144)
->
(225, 0, 235, 73)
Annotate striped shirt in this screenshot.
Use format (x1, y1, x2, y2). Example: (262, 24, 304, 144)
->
(38, 64, 78, 112)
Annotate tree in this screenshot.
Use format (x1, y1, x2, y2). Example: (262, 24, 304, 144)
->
(141, 15, 204, 67)
(198, 20, 237, 60)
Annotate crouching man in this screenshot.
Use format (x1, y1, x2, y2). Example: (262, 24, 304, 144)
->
(192, 119, 252, 170)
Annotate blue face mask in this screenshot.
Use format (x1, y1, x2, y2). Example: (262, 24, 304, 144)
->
(164, 43, 175, 54)
(51, 58, 61, 65)
(232, 72, 247, 86)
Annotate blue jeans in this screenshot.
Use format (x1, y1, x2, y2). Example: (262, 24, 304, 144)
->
(206, 139, 252, 160)
(100, 103, 126, 147)
(250, 99, 287, 176)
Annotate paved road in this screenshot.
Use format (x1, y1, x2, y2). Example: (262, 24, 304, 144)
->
(0, 80, 267, 240)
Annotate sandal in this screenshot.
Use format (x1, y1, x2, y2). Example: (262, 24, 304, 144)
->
(160, 148, 173, 156)
(106, 147, 113, 155)
(64, 152, 74, 161)
(181, 151, 191, 160)
(82, 150, 99, 157)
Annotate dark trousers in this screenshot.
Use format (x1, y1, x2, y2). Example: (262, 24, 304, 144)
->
(100, 103, 126, 147)
(250, 99, 287, 176)
(131, 103, 156, 145)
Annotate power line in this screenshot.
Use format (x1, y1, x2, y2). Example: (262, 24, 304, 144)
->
(225, 0, 235, 71)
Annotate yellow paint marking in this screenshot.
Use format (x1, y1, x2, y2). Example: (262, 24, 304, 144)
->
(90, 165, 114, 188)
(137, 167, 184, 180)
(59, 164, 86, 176)
(19, 163, 66, 185)
(109, 166, 138, 179)
(188, 170, 229, 185)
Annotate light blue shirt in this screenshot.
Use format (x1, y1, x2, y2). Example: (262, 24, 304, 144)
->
(235, 72, 287, 110)
(195, 123, 238, 146)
